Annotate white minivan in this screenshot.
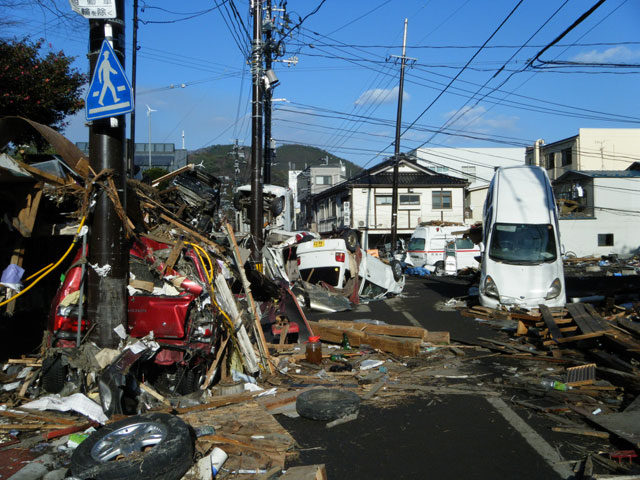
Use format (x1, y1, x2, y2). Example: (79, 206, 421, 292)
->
(407, 225, 480, 273)
(479, 166, 566, 310)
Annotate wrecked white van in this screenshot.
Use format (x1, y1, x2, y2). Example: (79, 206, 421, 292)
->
(479, 166, 565, 310)
(296, 237, 404, 299)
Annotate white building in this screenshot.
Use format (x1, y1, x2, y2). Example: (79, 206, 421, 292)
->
(526, 128, 640, 181)
(553, 167, 640, 257)
(305, 156, 468, 249)
(411, 147, 525, 222)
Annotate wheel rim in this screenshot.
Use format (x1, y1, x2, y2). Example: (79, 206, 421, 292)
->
(90, 421, 168, 462)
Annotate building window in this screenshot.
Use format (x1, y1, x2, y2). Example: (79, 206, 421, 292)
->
(561, 148, 572, 167)
(462, 166, 476, 181)
(315, 175, 332, 185)
(399, 194, 420, 205)
(546, 153, 555, 169)
(375, 195, 392, 205)
(432, 191, 452, 209)
(598, 234, 614, 247)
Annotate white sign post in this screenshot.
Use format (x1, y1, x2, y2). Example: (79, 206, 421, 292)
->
(69, 0, 117, 19)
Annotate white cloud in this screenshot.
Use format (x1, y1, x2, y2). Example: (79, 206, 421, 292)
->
(441, 105, 519, 136)
(570, 46, 640, 64)
(354, 86, 409, 106)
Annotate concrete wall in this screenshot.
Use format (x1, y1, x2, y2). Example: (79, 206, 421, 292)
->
(467, 186, 488, 223)
(559, 177, 640, 257)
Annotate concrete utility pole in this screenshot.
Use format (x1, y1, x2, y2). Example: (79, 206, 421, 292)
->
(128, 0, 138, 177)
(250, 0, 264, 267)
(263, 0, 273, 185)
(390, 18, 409, 255)
(87, 0, 129, 349)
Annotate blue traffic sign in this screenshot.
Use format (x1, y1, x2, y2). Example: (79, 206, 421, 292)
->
(85, 40, 133, 120)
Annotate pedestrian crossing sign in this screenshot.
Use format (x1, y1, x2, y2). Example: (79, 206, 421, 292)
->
(85, 40, 134, 120)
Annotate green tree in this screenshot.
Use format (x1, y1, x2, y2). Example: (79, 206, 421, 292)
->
(0, 38, 85, 142)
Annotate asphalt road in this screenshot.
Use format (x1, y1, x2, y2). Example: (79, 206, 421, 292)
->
(277, 276, 585, 479)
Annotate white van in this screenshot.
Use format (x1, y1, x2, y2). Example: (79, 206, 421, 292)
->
(234, 184, 294, 233)
(407, 225, 480, 273)
(479, 166, 565, 310)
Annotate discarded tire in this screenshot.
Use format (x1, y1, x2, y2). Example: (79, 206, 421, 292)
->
(41, 355, 67, 394)
(70, 413, 193, 480)
(296, 388, 360, 421)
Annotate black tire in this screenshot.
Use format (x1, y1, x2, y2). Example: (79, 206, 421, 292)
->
(390, 260, 403, 282)
(70, 413, 194, 480)
(271, 196, 285, 216)
(342, 229, 359, 253)
(42, 355, 67, 394)
(296, 388, 360, 421)
(434, 261, 445, 275)
(176, 366, 201, 395)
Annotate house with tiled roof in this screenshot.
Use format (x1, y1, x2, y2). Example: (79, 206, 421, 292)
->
(299, 155, 468, 249)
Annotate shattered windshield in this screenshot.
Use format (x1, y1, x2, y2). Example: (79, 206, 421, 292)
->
(489, 223, 557, 264)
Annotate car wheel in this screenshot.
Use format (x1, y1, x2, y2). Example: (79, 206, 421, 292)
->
(292, 286, 309, 309)
(296, 388, 360, 421)
(341, 229, 359, 253)
(271, 196, 285, 216)
(390, 260, 403, 282)
(70, 413, 193, 480)
(176, 365, 203, 395)
(434, 261, 445, 276)
(42, 355, 67, 394)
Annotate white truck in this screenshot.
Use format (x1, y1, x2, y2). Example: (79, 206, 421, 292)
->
(406, 224, 480, 274)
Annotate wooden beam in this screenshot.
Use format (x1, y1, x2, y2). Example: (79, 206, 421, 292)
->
(317, 319, 428, 340)
(307, 321, 421, 357)
(540, 304, 563, 342)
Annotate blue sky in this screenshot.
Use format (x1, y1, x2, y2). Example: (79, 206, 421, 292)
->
(5, 0, 640, 168)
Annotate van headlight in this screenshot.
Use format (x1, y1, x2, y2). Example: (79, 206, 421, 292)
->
(545, 278, 562, 300)
(483, 275, 499, 299)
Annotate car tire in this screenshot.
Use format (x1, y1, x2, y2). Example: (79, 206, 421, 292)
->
(176, 366, 202, 395)
(296, 388, 360, 421)
(341, 229, 359, 253)
(70, 413, 193, 480)
(271, 196, 285, 216)
(434, 261, 445, 276)
(41, 355, 67, 394)
(291, 286, 309, 309)
(390, 260, 403, 282)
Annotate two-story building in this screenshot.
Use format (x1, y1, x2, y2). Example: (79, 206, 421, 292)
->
(296, 162, 348, 229)
(303, 156, 468, 249)
(526, 128, 640, 181)
(411, 147, 526, 223)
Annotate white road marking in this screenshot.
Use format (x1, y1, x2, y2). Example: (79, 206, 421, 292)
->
(486, 397, 573, 479)
(402, 311, 422, 328)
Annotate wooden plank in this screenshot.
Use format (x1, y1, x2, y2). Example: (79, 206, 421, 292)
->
(307, 321, 421, 357)
(129, 279, 155, 292)
(163, 239, 184, 274)
(583, 303, 611, 332)
(425, 331, 450, 345)
(318, 319, 428, 340)
(279, 465, 328, 480)
(566, 303, 595, 334)
(159, 213, 224, 255)
(539, 304, 564, 342)
(552, 427, 610, 439)
(618, 317, 640, 337)
(542, 331, 606, 346)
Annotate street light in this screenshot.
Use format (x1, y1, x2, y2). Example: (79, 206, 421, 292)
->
(146, 104, 157, 169)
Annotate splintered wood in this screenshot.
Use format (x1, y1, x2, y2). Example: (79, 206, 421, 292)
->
(179, 400, 296, 473)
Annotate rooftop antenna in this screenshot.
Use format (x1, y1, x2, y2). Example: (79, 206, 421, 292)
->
(146, 104, 157, 169)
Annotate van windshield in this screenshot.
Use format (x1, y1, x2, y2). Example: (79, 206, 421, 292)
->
(489, 223, 557, 264)
(407, 237, 425, 251)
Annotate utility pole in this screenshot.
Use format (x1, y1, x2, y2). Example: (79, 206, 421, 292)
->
(128, 0, 138, 177)
(263, 0, 273, 185)
(87, 0, 128, 349)
(390, 19, 413, 255)
(250, 0, 264, 267)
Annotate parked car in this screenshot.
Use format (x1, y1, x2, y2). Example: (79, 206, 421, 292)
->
(479, 165, 566, 309)
(295, 234, 404, 300)
(45, 237, 222, 397)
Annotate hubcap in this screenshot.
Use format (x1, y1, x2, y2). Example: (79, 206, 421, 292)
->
(90, 420, 168, 462)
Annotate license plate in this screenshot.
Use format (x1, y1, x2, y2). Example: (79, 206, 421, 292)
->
(313, 240, 325, 248)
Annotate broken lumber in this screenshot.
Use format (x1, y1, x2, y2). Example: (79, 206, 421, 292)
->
(307, 321, 421, 357)
(318, 319, 428, 340)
